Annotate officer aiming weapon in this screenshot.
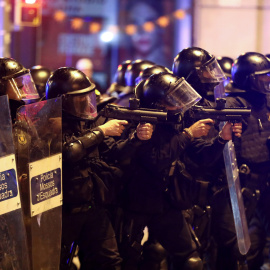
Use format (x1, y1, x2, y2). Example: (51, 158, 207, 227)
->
(214, 88, 251, 256)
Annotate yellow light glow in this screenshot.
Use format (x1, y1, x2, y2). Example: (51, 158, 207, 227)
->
(54, 10, 66, 22)
(71, 18, 84, 30)
(125, 24, 137, 35)
(156, 16, 170, 28)
(89, 22, 101, 33)
(143, 21, 155, 32)
(174, 9, 186, 19)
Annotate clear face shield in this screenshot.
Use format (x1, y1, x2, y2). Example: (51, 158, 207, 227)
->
(63, 89, 97, 120)
(162, 78, 202, 113)
(190, 57, 227, 84)
(6, 71, 40, 102)
(249, 70, 270, 94)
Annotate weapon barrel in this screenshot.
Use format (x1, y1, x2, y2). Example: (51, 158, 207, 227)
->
(99, 104, 169, 123)
(190, 106, 251, 121)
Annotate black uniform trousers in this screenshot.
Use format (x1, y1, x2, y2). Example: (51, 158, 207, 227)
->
(61, 206, 122, 270)
(120, 207, 198, 270)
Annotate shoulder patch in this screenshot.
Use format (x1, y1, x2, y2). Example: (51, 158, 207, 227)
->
(18, 133, 27, 145)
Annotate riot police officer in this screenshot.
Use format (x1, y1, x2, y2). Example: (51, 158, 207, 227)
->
(119, 71, 238, 270)
(107, 59, 132, 99)
(216, 56, 247, 97)
(134, 64, 173, 270)
(0, 57, 41, 269)
(217, 56, 234, 91)
(107, 59, 154, 107)
(0, 57, 40, 121)
(228, 52, 270, 270)
(45, 67, 154, 270)
(30, 65, 52, 99)
(217, 56, 234, 80)
(172, 47, 244, 269)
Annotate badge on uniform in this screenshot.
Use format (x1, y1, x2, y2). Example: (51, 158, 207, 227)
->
(18, 133, 27, 145)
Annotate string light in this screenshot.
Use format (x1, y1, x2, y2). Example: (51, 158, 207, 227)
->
(125, 24, 137, 35)
(174, 9, 186, 20)
(156, 16, 170, 28)
(143, 21, 155, 32)
(52, 8, 187, 34)
(54, 10, 66, 22)
(71, 18, 84, 30)
(89, 22, 102, 33)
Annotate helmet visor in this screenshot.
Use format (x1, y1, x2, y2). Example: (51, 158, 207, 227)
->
(249, 71, 270, 94)
(63, 90, 97, 120)
(163, 78, 202, 113)
(7, 73, 39, 101)
(195, 58, 227, 83)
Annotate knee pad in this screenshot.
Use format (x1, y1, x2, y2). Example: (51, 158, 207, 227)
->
(182, 254, 203, 270)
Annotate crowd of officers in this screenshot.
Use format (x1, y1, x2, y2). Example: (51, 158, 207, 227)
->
(0, 46, 270, 270)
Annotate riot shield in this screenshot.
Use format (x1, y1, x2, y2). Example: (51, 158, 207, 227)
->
(15, 97, 62, 270)
(0, 95, 30, 269)
(214, 84, 251, 255)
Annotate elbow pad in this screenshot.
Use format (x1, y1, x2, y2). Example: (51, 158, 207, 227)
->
(63, 129, 104, 163)
(63, 140, 85, 163)
(80, 129, 104, 148)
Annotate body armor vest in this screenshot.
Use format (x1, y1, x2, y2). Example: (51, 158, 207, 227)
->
(240, 101, 270, 164)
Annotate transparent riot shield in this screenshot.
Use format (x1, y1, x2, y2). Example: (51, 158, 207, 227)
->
(0, 95, 30, 269)
(15, 97, 62, 270)
(214, 84, 251, 255)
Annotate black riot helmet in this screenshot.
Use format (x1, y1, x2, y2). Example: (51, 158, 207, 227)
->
(216, 56, 234, 92)
(125, 59, 155, 89)
(0, 57, 39, 103)
(135, 72, 201, 112)
(30, 65, 52, 98)
(217, 56, 234, 78)
(232, 52, 270, 94)
(135, 65, 172, 85)
(172, 47, 226, 97)
(46, 67, 97, 120)
(106, 60, 132, 97)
